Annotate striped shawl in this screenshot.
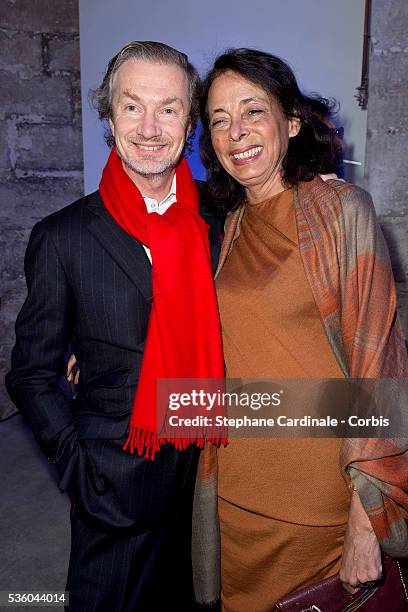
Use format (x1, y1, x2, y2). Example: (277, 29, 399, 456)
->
(192, 176, 408, 604)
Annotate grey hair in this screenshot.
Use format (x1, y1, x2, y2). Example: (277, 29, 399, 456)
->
(90, 41, 200, 148)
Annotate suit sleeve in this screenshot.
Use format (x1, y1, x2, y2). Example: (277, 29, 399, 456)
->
(6, 220, 79, 491)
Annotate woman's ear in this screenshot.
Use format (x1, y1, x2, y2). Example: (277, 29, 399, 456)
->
(288, 115, 301, 138)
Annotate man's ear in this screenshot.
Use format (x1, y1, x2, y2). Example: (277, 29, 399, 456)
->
(184, 122, 193, 150)
(108, 117, 115, 138)
(288, 115, 301, 138)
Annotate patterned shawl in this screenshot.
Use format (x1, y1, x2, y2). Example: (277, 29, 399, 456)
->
(192, 176, 408, 604)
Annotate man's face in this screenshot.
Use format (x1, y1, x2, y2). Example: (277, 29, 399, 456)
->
(109, 59, 191, 180)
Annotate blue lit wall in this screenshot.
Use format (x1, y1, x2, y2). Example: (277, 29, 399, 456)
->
(79, 0, 366, 192)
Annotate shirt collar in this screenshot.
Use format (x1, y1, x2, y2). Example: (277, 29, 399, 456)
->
(143, 174, 176, 205)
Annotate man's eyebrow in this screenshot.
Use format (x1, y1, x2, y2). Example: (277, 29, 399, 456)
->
(161, 96, 184, 107)
(120, 90, 184, 107)
(121, 90, 141, 102)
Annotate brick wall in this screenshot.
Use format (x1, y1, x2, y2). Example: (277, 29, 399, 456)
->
(365, 0, 408, 337)
(1, 1, 407, 419)
(0, 0, 83, 418)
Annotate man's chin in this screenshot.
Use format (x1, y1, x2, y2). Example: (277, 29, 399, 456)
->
(121, 155, 178, 177)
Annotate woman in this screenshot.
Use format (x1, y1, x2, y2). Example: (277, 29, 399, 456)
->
(193, 48, 408, 611)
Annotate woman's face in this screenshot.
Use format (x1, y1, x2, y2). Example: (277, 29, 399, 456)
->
(207, 70, 300, 202)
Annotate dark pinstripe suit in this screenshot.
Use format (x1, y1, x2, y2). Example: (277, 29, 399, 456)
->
(6, 184, 223, 611)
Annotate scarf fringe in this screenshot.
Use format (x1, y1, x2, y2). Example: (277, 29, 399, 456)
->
(124, 424, 228, 460)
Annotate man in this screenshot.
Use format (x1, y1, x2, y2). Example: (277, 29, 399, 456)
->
(6, 41, 224, 611)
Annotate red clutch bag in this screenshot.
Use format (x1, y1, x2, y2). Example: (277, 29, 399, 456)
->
(274, 556, 408, 611)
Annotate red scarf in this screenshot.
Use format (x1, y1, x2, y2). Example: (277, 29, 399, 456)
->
(99, 147, 225, 459)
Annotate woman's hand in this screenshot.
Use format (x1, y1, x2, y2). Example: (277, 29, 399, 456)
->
(67, 354, 80, 385)
(339, 490, 382, 594)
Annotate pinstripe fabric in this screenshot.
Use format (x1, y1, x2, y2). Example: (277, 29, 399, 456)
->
(66, 438, 200, 611)
(6, 183, 224, 611)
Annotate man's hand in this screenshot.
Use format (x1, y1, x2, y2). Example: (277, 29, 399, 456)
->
(339, 490, 382, 594)
(67, 354, 80, 385)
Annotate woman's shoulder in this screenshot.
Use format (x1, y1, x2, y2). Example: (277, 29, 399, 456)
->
(321, 178, 375, 217)
(305, 177, 377, 227)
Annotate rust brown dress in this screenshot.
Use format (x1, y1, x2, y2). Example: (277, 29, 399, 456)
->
(216, 188, 350, 612)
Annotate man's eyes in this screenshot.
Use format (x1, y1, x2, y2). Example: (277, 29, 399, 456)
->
(122, 104, 181, 117)
(161, 107, 183, 118)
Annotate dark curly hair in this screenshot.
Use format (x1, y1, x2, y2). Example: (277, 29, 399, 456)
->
(200, 48, 343, 213)
(90, 41, 200, 151)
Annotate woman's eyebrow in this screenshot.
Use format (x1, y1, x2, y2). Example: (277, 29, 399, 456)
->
(211, 107, 227, 115)
(211, 96, 267, 114)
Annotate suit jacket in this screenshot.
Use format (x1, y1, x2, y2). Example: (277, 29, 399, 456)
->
(6, 182, 224, 511)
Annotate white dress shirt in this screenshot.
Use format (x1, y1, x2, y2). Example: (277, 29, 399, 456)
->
(141, 174, 177, 263)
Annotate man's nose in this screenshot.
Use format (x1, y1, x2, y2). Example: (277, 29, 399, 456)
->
(229, 117, 249, 142)
(137, 111, 162, 139)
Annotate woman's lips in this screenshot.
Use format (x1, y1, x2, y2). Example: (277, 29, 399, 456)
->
(230, 146, 263, 165)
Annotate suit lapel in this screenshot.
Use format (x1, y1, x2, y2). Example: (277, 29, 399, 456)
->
(85, 192, 152, 301)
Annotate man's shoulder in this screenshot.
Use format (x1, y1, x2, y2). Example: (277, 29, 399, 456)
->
(35, 190, 102, 233)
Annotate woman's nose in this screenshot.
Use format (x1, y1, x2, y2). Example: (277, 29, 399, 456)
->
(229, 118, 249, 141)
